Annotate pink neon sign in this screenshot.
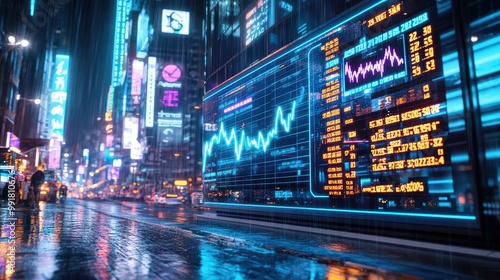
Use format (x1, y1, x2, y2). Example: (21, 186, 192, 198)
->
(160, 90, 179, 107)
(131, 60, 144, 104)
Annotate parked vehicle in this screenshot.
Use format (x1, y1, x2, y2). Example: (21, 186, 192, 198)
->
(179, 192, 204, 207)
(190, 192, 204, 208)
(157, 195, 167, 205)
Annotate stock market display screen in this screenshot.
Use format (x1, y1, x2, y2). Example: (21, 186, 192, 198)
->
(203, 0, 478, 227)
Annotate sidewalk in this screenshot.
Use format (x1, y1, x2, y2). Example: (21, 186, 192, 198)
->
(197, 212, 500, 260)
(2, 200, 499, 279)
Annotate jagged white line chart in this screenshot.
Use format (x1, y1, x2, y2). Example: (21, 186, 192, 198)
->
(202, 100, 297, 171)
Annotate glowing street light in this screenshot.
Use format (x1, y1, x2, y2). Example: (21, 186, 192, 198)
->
(16, 94, 41, 104)
(1, 35, 29, 63)
(14, 95, 42, 138)
(4, 36, 29, 47)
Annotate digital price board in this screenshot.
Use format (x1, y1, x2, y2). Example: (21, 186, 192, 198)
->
(203, 0, 477, 226)
(308, 2, 445, 199)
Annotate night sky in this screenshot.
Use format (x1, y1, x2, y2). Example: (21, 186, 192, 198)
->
(62, 0, 115, 148)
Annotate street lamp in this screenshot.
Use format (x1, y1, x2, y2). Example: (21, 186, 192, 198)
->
(16, 94, 41, 104)
(14, 95, 41, 138)
(7, 36, 29, 47)
(0, 36, 30, 144)
(0, 36, 29, 63)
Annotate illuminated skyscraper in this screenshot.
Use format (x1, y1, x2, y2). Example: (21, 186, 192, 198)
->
(107, 0, 205, 195)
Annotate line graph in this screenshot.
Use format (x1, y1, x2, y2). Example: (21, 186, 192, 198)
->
(344, 45, 405, 84)
(202, 100, 297, 171)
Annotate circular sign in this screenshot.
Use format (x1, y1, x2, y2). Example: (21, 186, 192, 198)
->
(162, 64, 181, 82)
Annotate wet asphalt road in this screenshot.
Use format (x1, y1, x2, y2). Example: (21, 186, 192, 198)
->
(0, 199, 498, 279)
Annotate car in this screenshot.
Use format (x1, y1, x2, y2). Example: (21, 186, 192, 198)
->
(190, 192, 204, 207)
(154, 193, 181, 205)
(180, 192, 204, 207)
(40, 182, 59, 202)
(180, 193, 189, 204)
(157, 195, 167, 205)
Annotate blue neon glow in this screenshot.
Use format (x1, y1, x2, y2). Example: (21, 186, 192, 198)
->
(49, 54, 70, 141)
(451, 153, 469, 163)
(485, 149, 500, 160)
(111, 0, 131, 87)
(204, 202, 477, 220)
(203, 100, 297, 171)
(30, 0, 35, 16)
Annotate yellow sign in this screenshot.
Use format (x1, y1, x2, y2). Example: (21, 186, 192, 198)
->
(174, 180, 188, 186)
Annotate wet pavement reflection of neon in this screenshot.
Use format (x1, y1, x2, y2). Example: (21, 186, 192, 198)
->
(1, 199, 494, 279)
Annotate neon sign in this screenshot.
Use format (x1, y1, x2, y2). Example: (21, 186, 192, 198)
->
(145, 57, 156, 127)
(160, 90, 179, 107)
(131, 60, 144, 104)
(111, 0, 130, 87)
(49, 54, 69, 141)
(161, 9, 190, 35)
(162, 64, 181, 82)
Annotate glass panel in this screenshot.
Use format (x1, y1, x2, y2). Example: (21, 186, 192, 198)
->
(203, 0, 480, 230)
(467, 0, 500, 209)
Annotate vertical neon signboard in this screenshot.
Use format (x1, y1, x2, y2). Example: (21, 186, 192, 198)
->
(111, 0, 130, 87)
(48, 139, 61, 169)
(106, 85, 114, 113)
(145, 57, 156, 127)
(30, 0, 35, 16)
(50, 54, 69, 141)
(131, 59, 144, 104)
(122, 117, 139, 149)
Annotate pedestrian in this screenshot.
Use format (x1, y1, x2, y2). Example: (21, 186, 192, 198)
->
(21, 178, 30, 208)
(30, 166, 45, 210)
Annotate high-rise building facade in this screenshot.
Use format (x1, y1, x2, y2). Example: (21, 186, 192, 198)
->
(1, 0, 69, 176)
(105, 0, 205, 196)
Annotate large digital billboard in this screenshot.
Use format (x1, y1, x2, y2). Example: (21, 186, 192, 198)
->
(161, 9, 190, 35)
(203, 0, 478, 228)
(157, 111, 182, 146)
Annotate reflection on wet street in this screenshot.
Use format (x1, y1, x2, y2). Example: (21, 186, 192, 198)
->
(0, 199, 497, 279)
